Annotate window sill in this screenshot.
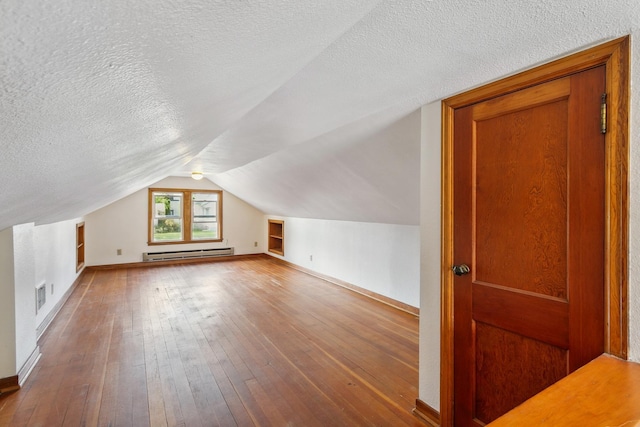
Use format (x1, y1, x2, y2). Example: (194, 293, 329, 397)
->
(148, 239, 224, 245)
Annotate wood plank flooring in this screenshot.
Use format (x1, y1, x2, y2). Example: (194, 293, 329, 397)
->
(0, 256, 423, 426)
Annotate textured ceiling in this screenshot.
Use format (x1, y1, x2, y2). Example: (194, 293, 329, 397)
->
(1, 0, 639, 230)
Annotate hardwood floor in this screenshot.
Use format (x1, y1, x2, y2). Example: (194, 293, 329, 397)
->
(0, 256, 423, 426)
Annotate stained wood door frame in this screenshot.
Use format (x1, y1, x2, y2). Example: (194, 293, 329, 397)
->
(440, 36, 629, 426)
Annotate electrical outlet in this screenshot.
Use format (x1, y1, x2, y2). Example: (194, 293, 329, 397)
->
(310, 255, 313, 261)
(51, 283, 54, 294)
(117, 249, 122, 255)
(254, 241, 258, 247)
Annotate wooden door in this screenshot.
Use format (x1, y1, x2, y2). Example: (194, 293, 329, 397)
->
(452, 66, 605, 425)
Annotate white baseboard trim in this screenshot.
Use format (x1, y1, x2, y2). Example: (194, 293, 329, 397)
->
(18, 345, 41, 386)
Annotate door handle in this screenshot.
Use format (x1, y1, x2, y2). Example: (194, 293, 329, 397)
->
(452, 264, 471, 276)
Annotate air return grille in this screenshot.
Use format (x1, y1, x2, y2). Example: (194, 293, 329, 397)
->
(36, 283, 46, 313)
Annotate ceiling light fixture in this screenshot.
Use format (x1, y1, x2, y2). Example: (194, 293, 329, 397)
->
(191, 171, 204, 180)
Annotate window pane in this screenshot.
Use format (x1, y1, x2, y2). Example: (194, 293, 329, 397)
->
(192, 193, 218, 240)
(153, 192, 182, 218)
(153, 192, 183, 242)
(153, 218, 183, 241)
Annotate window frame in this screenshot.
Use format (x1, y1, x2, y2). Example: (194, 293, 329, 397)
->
(148, 188, 223, 245)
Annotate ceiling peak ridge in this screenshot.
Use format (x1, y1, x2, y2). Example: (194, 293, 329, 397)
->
(200, 0, 387, 152)
(211, 97, 417, 179)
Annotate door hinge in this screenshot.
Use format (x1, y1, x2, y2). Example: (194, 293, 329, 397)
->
(600, 93, 607, 134)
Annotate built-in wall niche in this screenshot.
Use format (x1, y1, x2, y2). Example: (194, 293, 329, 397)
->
(76, 222, 85, 272)
(268, 219, 284, 256)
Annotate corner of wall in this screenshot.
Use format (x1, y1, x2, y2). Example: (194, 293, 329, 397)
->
(12, 223, 37, 376)
(0, 227, 17, 379)
(418, 101, 442, 410)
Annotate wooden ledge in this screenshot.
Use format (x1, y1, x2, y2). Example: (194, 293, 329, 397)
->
(488, 354, 640, 426)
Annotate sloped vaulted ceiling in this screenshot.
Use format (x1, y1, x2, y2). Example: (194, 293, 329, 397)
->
(1, 0, 639, 230)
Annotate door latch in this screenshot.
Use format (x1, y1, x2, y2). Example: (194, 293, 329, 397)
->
(452, 264, 471, 276)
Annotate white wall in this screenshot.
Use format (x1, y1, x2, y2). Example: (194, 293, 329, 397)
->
(34, 218, 85, 328)
(0, 227, 17, 379)
(85, 176, 265, 265)
(12, 223, 37, 376)
(0, 224, 37, 379)
(419, 101, 442, 409)
(0, 219, 84, 381)
(267, 216, 420, 308)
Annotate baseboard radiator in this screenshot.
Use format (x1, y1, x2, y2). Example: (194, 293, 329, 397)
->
(143, 247, 234, 261)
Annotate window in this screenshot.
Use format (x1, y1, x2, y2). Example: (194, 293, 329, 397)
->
(148, 188, 222, 244)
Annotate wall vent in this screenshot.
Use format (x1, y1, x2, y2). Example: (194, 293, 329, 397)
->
(36, 284, 46, 313)
(143, 247, 234, 262)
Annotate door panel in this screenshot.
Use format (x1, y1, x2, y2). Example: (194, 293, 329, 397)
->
(475, 98, 568, 298)
(474, 322, 567, 423)
(472, 283, 568, 349)
(453, 66, 605, 425)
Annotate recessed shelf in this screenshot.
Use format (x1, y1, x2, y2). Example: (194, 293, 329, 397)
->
(267, 219, 284, 256)
(76, 222, 85, 272)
